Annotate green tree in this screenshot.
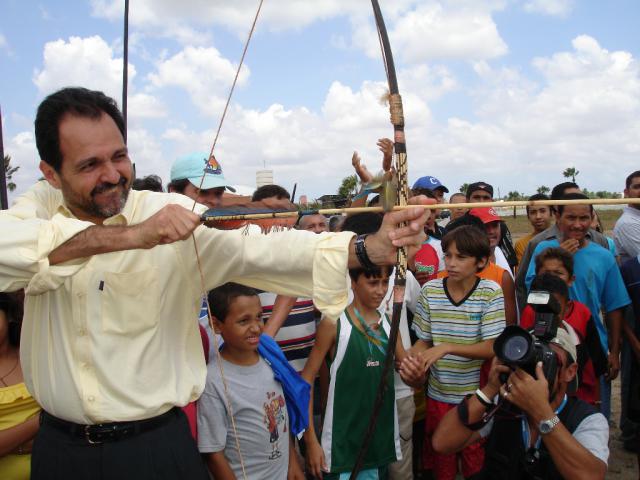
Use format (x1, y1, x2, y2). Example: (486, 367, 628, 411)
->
(506, 191, 522, 201)
(4, 155, 19, 192)
(338, 174, 358, 198)
(459, 183, 469, 194)
(563, 167, 579, 183)
(536, 185, 550, 195)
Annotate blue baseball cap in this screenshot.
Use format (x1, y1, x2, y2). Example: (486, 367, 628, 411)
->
(412, 176, 449, 193)
(170, 152, 236, 192)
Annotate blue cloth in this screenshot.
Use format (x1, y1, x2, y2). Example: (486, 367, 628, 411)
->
(526, 239, 631, 352)
(258, 334, 310, 438)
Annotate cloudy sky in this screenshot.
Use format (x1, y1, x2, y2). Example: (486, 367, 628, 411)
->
(1, 0, 639, 201)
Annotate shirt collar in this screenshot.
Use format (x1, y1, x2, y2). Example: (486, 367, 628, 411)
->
(624, 205, 640, 217)
(56, 190, 136, 226)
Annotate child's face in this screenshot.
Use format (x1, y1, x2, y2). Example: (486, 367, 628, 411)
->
(351, 272, 390, 310)
(538, 259, 574, 287)
(444, 241, 486, 280)
(215, 295, 264, 353)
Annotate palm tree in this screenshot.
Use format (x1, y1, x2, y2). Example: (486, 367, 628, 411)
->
(536, 185, 550, 195)
(338, 175, 358, 198)
(563, 167, 579, 183)
(459, 183, 470, 194)
(4, 155, 19, 191)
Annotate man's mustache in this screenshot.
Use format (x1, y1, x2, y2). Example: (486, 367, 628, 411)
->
(91, 177, 127, 196)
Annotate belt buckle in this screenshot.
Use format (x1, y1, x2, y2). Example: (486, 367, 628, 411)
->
(84, 425, 103, 445)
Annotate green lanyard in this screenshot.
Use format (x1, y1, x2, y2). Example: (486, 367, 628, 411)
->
(353, 307, 388, 356)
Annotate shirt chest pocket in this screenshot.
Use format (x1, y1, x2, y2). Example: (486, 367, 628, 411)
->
(100, 268, 161, 335)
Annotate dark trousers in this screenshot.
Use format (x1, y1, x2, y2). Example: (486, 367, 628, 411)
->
(31, 408, 209, 480)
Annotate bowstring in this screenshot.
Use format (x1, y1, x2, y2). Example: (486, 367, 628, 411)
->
(188, 2, 265, 478)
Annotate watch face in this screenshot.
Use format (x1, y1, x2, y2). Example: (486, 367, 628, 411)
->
(539, 421, 552, 434)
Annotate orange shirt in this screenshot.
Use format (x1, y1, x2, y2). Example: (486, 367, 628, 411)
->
(438, 262, 506, 286)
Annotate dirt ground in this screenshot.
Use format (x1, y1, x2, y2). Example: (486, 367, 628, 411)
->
(607, 377, 637, 479)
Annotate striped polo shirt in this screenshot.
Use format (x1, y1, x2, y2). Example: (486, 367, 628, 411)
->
(259, 293, 317, 373)
(413, 277, 505, 404)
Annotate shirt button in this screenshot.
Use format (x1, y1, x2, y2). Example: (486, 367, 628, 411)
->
(78, 329, 86, 336)
(87, 395, 95, 402)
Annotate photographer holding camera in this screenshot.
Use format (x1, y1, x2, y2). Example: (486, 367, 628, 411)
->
(431, 310, 609, 479)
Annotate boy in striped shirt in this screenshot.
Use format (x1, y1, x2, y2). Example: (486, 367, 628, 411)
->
(401, 225, 506, 480)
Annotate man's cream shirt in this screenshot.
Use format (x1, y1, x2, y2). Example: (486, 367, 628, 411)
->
(0, 181, 352, 423)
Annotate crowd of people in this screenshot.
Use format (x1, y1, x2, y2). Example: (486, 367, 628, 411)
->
(0, 85, 639, 480)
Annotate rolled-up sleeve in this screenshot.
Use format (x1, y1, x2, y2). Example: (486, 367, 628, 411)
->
(0, 211, 94, 293)
(192, 227, 354, 320)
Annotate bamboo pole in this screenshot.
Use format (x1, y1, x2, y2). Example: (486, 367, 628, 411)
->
(201, 197, 639, 222)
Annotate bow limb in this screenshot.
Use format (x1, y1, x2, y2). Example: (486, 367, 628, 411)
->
(349, 2, 408, 479)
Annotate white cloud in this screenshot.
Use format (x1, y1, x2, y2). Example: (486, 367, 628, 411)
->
(33, 36, 135, 101)
(524, 0, 574, 17)
(350, 2, 507, 63)
(453, 35, 640, 191)
(128, 93, 167, 119)
(391, 3, 508, 62)
(147, 46, 249, 117)
(0, 32, 12, 56)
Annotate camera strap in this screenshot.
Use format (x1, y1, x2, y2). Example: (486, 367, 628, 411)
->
(521, 394, 567, 450)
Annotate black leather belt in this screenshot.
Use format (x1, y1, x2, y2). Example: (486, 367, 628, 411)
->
(40, 407, 179, 445)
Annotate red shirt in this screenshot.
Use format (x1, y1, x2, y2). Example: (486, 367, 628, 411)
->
(520, 301, 598, 405)
(414, 242, 440, 285)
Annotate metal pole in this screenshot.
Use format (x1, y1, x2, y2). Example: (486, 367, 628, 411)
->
(0, 105, 8, 210)
(122, 0, 129, 143)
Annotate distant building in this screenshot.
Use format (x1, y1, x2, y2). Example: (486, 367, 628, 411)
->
(299, 195, 308, 207)
(256, 169, 274, 188)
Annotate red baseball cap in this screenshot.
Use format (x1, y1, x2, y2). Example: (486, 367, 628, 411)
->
(469, 207, 501, 224)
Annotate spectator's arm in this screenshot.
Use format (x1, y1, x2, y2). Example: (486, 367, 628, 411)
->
(204, 451, 237, 480)
(263, 295, 297, 337)
(301, 318, 336, 478)
(540, 422, 607, 480)
(288, 434, 305, 479)
(501, 271, 518, 326)
(605, 308, 624, 380)
(0, 415, 39, 457)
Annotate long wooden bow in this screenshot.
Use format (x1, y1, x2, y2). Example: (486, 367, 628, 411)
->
(349, 1, 408, 478)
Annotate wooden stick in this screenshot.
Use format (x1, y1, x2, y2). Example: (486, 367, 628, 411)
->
(201, 197, 638, 222)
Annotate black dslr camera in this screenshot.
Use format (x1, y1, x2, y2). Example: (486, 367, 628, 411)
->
(493, 290, 560, 383)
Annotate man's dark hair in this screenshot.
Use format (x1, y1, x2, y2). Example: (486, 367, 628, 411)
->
(530, 273, 569, 300)
(35, 87, 126, 172)
(348, 265, 392, 282)
(0, 292, 23, 347)
(207, 283, 259, 323)
(441, 225, 490, 263)
(132, 175, 164, 192)
(534, 247, 574, 277)
(551, 182, 579, 200)
(167, 178, 191, 194)
(252, 184, 290, 202)
(525, 193, 550, 215)
(341, 212, 383, 236)
(626, 170, 640, 189)
(556, 192, 593, 216)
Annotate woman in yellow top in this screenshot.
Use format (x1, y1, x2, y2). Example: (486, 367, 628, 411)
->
(0, 292, 40, 480)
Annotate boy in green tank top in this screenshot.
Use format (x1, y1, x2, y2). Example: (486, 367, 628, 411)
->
(302, 264, 403, 479)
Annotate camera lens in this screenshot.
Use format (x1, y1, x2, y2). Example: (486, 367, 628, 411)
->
(502, 334, 530, 362)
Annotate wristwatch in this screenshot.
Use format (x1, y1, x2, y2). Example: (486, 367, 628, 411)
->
(538, 415, 560, 435)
